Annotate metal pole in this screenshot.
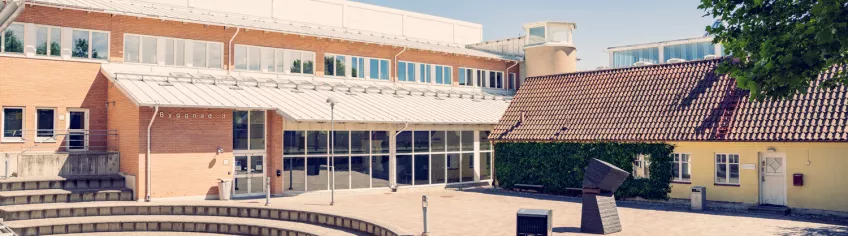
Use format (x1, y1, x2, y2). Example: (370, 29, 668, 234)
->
(330, 103, 335, 206)
(265, 177, 270, 206)
(422, 195, 429, 236)
(4, 153, 9, 179)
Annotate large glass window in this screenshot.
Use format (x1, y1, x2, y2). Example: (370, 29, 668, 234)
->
(414, 154, 429, 185)
(36, 108, 55, 140)
(124, 35, 140, 63)
(324, 54, 346, 77)
(715, 154, 739, 185)
(283, 157, 305, 191)
(367, 58, 390, 80)
(286, 50, 315, 75)
(2, 108, 24, 141)
(233, 111, 265, 151)
(398, 61, 416, 82)
(396, 155, 413, 186)
(435, 65, 452, 85)
(71, 30, 90, 59)
(673, 153, 691, 182)
(612, 47, 660, 68)
(36, 26, 61, 57)
(141, 36, 157, 64)
(285, 130, 390, 191)
(509, 73, 517, 90)
(419, 64, 432, 83)
(193, 41, 208, 68)
(529, 26, 546, 44)
(351, 56, 365, 78)
(2, 24, 24, 54)
(70, 30, 109, 60)
(663, 41, 716, 61)
(480, 152, 492, 180)
(431, 154, 446, 184)
(458, 68, 470, 86)
(164, 39, 186, 66)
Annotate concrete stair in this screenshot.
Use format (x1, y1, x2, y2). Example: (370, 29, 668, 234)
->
(0, 175, 132, 207)
(0, 202, 411, 236)
(0, 175, 126, 192)
(748, 204, 791, 216)
(6, 215, 362, 236)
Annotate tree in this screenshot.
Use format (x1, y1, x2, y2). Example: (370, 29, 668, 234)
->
(700, 0, 848, 100)
(72, 38, 89, 58)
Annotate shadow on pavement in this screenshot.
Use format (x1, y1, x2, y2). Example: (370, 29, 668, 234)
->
(778, 225, 848, 236)
(461, 188, 847, 227)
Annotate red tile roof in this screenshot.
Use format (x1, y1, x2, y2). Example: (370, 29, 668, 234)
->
(491, 59, 848, 142)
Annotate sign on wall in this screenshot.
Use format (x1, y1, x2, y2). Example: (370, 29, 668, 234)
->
(159, 112, 227, 120)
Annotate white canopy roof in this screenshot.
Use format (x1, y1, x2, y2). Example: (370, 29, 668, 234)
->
(100, 64, 512, 125)
(28, 0, 519, 61)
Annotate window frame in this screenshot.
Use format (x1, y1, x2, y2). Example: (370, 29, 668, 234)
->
(65, 108, 90, 152)
(1, 23, 25, 54)
(367, 57, 390, 80)
(508, 73, 517, 91)
(672, 153, 691, 183)
(323, 53, 347, 77)
(715, 153, 741, 185)
(34, 25, 62, 57)
(633, 154, 650, 179)
(71, 29, 110, 60)
(285, 49, 315, 75)
(35, 107, 57, 143)
(1, 107, 25, 143)
(233, 110, 267, 152)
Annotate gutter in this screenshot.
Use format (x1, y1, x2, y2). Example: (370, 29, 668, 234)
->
(505, 60, 520, 90)
(0, 0, 25, 32)
(227, 28, 241, 75)
(145, 106, 159, 202)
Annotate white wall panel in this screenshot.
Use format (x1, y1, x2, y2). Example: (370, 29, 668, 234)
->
(454, 24, 482, 45)
(344, 6, 403, 36)
(274, 0, 344, 27)
(190, 0, 273, 17)
(403, 16, 453, 44)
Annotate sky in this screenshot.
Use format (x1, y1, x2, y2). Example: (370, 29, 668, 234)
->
(351, 0, 716, 70)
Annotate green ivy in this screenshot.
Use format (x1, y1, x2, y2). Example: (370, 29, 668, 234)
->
(494, 142, 674, 200)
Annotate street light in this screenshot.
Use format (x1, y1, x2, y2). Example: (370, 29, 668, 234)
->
(326, 96, 339, 206)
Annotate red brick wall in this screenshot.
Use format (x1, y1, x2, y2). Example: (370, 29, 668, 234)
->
(0, 57, 107, 152)
(106, 81, 141, 199)
(267, 112, 284, 195)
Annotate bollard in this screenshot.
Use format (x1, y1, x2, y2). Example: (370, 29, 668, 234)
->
(422, 195, 429, 236)
(4, 153, 8, 179)
(265, 177, 271, 206)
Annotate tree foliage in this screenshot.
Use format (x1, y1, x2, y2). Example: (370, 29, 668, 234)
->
(494, 142, 674, 200)
(700, 0, 848, 100)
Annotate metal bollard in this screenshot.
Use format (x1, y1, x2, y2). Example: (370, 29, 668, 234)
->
(422, 195, 429, 236)
(265, 177, 271, 206)
(4, 153, 9, 179)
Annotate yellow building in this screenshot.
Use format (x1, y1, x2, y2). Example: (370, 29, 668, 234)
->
(490, 59, 848, 216)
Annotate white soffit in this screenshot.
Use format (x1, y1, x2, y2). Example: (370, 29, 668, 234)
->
(100, 64, 511, 125)
(28, 0, 520, 61)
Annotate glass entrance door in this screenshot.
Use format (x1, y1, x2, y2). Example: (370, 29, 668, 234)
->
(234, 154, 265, 197)
(67, 110, 88, 151)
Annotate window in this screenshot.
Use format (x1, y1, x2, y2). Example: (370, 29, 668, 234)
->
(72, 30, 108, 60)
(324, 54, 346, 77)
(715, 153, 740, 185)
(480, 131, 493, 180)
(124, 35, 140, 63)
(36, 26, 61, 57)
(193, 42, 208, 68)
(489, 71, 504, 89)
(351, 56, 365, 78)
(672, 153, 691, 182)
(2, 23, 24, 54)
(477, 70, 485, 87)
(164, 39, 186, 66)
(233, 111, 265, 150)
(286, 50, 315, 75)
(529, 26, 546, 44)
(2, 107, 24, 142)
(419, 64, 431, 83)
(284, 130, 390, 191)
(141, 36, 157, 64)
(508, 73, 517, 90)
(124, 35, 157, 64)
(367, 58, 390, 80)
(36, 108, 55, 142)
(435, 65, 452, 85)
(397, 61, 416, 82)
(263, 47, 275, 72)
(633, 154, 650, 179)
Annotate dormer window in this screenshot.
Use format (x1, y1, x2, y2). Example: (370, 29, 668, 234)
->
(523, 21, 575, 46)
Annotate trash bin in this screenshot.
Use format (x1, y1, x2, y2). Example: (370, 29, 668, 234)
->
(218, 179, 232, 201)
(691, 186, 706, 211)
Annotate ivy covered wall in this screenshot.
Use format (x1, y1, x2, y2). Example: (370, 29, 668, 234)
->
(494, 142, 674, 200)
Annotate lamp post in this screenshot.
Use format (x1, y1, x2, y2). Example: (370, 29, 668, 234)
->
(326, 97, 339, 206)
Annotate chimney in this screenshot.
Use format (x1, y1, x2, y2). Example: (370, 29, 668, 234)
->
(522, 21, 578, 77)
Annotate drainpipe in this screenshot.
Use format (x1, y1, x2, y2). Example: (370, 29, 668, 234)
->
(390, 122, 409, 190)
(393, 47, 407, 82)
(227, 28, 241, 75)
(505, 60, 519, 90)
(0, 0, 25, 32)
(145, 106, 159, 202)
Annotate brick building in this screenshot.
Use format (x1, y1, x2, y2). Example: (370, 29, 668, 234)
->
(0, 0, 577, 200)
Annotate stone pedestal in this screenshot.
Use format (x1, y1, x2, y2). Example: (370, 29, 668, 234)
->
(580, 159, 629, 234)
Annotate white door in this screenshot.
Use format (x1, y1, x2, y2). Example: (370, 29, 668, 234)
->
(67, 109, 89, 151)
(760, 153, 786, 206)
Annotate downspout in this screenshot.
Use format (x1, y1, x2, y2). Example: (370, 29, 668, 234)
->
(227, 28, 241, 75)
(145, 106, 159, 202)
(390, 122, 409, 190)
(393, 47, 407, 82)
(505, 60, 519, 90)
(0, 0, 26, 32)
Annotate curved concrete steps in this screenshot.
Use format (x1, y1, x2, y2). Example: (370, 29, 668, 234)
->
(0, 201, 412, 236)
(7, 215, 365, 236)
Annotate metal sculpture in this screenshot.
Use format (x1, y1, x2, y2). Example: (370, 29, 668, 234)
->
(580, 159, 629, 234)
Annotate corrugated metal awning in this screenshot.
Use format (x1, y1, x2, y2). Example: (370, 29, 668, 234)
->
(101, 64, 512, 125)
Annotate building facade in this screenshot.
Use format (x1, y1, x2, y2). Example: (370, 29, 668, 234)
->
(607, 36, 722, 68)
(491, 59, 848, 214)
(0, 0, 524, 200)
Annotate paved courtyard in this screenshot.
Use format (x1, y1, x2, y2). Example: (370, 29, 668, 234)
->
(242, 188, 847, 236)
